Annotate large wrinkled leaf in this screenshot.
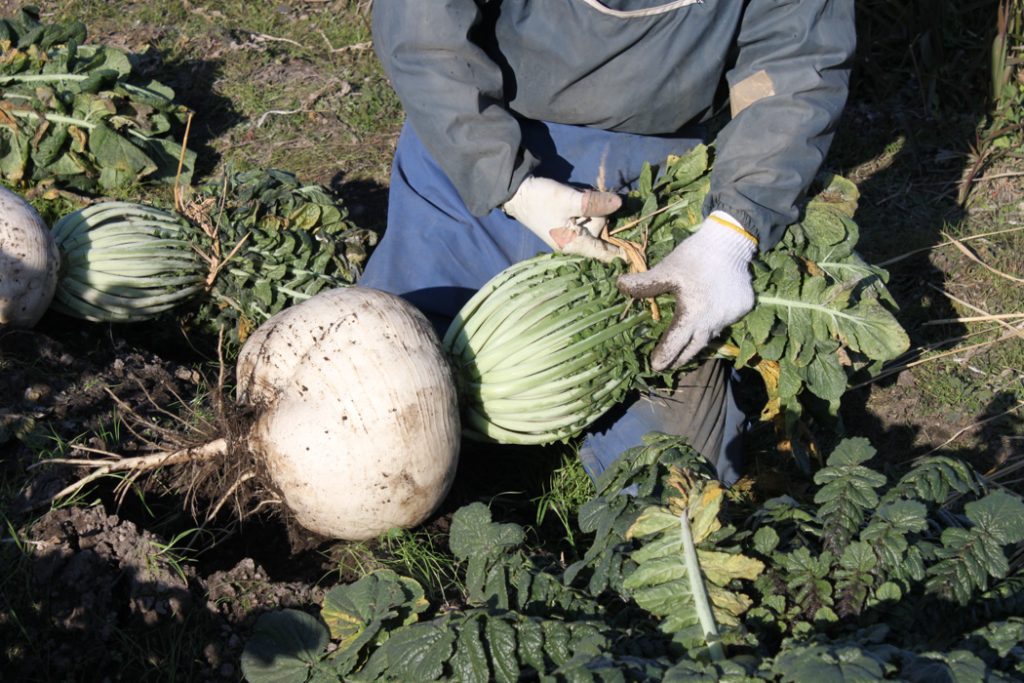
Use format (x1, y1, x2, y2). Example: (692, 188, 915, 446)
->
(0, 15, 194, 191)
(659, 144, 710, 189)
(241, 610, 329, 683)
(88, 121, 156, 188)
(901, 650, 993, 683)
(146, 134, 196, 186)
(811, 173, 860, 218)
(772, 643, 887, 683)
(860, 500, 928, 572)
(800, 346, 848, 403)
(75, 44, 132, 78)
(354, 620, 455, 682)
(0, 123, 30, 180)
(321, 569, 427, 649)
(450, 616, 491, 683)
(449, 502, 526, 562)
(624, 474, 762, 645)
(448, 502, 526, 605)
(814, 439, 887, 550)
(965, 618, 1024, 659)
(925, 492, 1024, 605)
(758, 286, 908, 364)
(485, 616, 520, 683)
(883, 455, 983, 504)
(964, 490, 1024, 545)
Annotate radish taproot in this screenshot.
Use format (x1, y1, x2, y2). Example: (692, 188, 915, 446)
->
(0, 186, 59, 328)
(236, 287, 461, 539)
(46, 286, 461, 542)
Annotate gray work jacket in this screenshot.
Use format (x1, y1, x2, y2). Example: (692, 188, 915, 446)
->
(372, 0, 855, 251)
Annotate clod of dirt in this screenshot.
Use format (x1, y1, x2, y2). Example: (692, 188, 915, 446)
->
(15, 507, 193, 676)
(204, 557, 324, 627)
(29, 506, 193, 626)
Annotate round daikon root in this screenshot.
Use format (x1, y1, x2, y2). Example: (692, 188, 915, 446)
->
(237, 287, 460, 540)
(0, 186, 59, 328)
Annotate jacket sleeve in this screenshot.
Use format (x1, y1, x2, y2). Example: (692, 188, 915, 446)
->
(705, 0, 856, 251)
(372, 0, 535, 216)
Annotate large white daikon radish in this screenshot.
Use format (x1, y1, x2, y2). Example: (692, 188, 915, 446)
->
(236, 287, 460, 540)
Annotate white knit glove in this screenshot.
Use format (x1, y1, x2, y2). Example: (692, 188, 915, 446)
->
(618, 211, 757, 371)
(503, 176, 623, 262)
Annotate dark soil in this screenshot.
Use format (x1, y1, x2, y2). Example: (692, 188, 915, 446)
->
(0, 317, 338, 681)
(4, 503, 328, 682)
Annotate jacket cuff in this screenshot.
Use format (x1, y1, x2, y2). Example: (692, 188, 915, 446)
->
(477, 149, 539, 217)
(708, 210, 759, 247)
(703, 194, 781, 253)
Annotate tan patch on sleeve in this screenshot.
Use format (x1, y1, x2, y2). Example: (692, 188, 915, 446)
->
(730, 70, 776, 118)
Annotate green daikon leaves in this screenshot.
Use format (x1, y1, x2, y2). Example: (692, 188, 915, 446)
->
(0, 7, 194, 191)
(188, 168, 378, 348)
(613, 149, 910, 436)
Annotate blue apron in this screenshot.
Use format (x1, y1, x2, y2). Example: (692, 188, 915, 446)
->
(359, 120, 745, 485)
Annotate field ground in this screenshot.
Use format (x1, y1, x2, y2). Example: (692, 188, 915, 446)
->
(1, 1, 1022, 680)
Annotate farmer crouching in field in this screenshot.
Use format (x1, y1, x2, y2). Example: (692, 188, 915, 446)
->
(358, 1, 856, 485)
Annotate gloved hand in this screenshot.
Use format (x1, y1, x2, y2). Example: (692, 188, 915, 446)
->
(618, 211, 757, 371)
(503, 176, 623, 262)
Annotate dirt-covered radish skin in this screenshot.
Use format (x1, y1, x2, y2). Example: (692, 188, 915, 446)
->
(0, 186, 59, 328)
(237, 287, 461, 540)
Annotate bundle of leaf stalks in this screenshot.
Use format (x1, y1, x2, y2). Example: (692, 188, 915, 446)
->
(0, 7, 196, 192)
(444, 145, 911, 451)
(50, 168, 378, 351)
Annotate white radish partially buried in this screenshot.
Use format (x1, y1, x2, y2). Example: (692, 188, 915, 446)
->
(0, 186, 59, 328)
(236, 287, 461, 540)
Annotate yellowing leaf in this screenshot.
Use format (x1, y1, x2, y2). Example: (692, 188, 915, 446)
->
(697, 549, 766, 584)
(689, 481, 725, 544)
(761, 395, 782, 422)
(320, 570, 428, 650)
(322, 605, 366, 647)
(626, 508, 678, 541)
(625, 470, 762, 646)
(707, 584, 754, 621)
(68, 124, 88, 151)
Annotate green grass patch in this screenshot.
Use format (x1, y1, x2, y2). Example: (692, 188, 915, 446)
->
(35, 0, 395, 193)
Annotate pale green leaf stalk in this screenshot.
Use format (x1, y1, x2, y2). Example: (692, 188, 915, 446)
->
(678, 508, 725, 661)
(50, 203, 206, 321)
(624, 471, 763, 658)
